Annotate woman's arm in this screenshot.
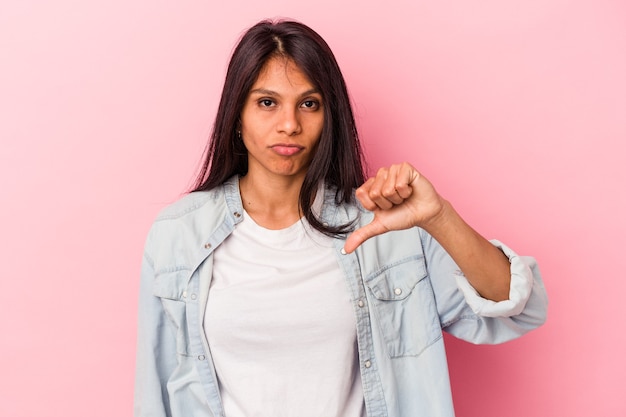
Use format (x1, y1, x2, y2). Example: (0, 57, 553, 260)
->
(343, 162, 510, 302)
(134, 252, 176, 417)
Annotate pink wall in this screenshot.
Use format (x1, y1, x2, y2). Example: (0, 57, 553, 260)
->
(1, 1, 624, 416)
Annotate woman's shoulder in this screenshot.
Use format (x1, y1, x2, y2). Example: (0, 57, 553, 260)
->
(154, 188, 225, 222)
(142, 185, 230, 262)
(144, 186, 229, 249)
(153, 176, 239, 223)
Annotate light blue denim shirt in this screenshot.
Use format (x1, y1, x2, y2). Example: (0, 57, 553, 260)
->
(135, 176, 548, 417)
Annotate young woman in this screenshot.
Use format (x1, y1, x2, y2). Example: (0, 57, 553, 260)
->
(135, 19, 548, 417)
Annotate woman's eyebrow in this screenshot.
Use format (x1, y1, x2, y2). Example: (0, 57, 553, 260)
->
(299, 88, 321, 97)
(249, 88, 321, 97)
(249, 88, 278, 96)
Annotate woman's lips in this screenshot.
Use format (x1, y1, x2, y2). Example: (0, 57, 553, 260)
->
(271, 144, 303, 156)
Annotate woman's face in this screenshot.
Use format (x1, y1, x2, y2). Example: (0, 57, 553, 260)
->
(240, 56, 324, 182)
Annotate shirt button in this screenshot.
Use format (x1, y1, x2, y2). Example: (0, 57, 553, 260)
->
(182, 291, 187, 298)
(233, 211, 241, 218)
(204, 243, 212, 249)
(394, 288, 402, 296)
(322, 222, 329, 227)
(190, 293, 197, 300)
(198, 355, 206, 361)
(364, 360, 372, 368)
(340, 248, 347, 255)
(358, 300, 365, 308)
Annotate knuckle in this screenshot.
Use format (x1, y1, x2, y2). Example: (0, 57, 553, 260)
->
(395, 182, 410, 192)
(382, 187, 396, 197)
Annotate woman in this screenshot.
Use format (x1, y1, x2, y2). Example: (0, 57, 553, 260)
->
(135, 19, 548, 417)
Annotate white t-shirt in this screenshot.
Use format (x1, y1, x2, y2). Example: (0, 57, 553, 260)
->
(204, 208, 365, 417)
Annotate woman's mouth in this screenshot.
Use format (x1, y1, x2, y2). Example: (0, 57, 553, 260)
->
(271, 144, 304, 156)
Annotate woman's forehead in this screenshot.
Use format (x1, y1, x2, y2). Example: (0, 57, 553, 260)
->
(250, 57, 317, 94)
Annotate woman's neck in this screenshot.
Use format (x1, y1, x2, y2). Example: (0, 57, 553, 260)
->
(238, 174, 304, 230)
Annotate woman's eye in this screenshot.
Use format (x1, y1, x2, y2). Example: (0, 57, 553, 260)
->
(301, 100, 319, 109)
(259, 99, 274, 107)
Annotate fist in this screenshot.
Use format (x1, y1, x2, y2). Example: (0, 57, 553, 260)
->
(343, 162, 444, 253)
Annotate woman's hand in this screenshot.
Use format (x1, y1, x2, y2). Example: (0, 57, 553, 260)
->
(344, 161, 512, 302)
(343, 162, 446, 253)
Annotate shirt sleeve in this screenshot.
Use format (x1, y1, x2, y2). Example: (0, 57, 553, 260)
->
(134, 239, 177, 417)
(454, 239, 533, 318)
(420, 229, 548, 344)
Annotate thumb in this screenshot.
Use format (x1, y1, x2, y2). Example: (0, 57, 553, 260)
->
(343, 219, 387, 254)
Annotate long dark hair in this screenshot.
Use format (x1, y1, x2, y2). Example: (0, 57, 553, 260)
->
(191, 19, 366, 236)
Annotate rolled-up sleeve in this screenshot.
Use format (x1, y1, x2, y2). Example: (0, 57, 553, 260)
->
(454, 239, 535, 317)
(421, 230, 548, 344)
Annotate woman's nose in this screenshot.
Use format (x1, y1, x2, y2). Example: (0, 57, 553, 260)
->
(277, 107, 301, 136)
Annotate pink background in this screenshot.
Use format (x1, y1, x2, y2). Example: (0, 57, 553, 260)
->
(1, 1, 625, 416)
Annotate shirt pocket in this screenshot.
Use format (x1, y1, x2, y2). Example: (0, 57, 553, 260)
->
(153, 270, 192, 356)
(365, 257, 442, 358)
